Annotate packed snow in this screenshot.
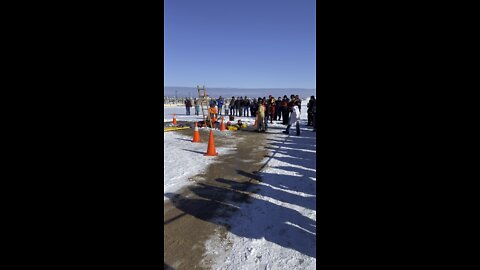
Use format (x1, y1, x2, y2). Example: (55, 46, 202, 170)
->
(164, 100, 316, 268)
(203, 119, 316, 270)
(163, 130, 238, 200)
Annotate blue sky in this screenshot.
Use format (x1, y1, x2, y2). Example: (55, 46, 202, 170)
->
(164, 0, 316, 89)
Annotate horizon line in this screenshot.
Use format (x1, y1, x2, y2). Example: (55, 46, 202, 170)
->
(164, 86, 316, 90)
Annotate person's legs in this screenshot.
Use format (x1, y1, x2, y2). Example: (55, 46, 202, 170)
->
(283, 111, 289, 125)
(283, 124, 291, 134)
(258, 116, 264, 131)
(296, 121, 300, 136)
(313, 113, 316, 131)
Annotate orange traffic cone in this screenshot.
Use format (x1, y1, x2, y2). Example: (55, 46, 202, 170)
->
(173, 113, 177, 125)
(204, 130, 218, 156)
(192, 122, 201, 143)
(220, 117, 226, 131)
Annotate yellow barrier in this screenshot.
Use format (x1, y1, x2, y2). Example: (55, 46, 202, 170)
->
(164, 126, 190, 132)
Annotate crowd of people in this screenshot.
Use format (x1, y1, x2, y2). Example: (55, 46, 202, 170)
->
(181, 94, 317, 135)
(163, 97, 189, 105)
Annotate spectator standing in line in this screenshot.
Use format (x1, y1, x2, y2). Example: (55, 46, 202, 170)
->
(251, 98, 258, 118)
(185, 98, 192, 115)
(276, 97, 282, 121)
(268, 96, 276, 124)
(296, 95, 302, 113)
(194, 98, 200, 116)
(312, 98, 316, 132)
(217, 96, 224, 116)
(243, 96, 251, 117)
(229, 97, 236, 116)
(282, 95, 290, 125)
(264, 98, 270, 131)
(236, 97, 243, 117)
(307, 96, 316, 126)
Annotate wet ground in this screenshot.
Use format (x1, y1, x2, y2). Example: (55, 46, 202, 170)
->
(164, 127, 269, 270)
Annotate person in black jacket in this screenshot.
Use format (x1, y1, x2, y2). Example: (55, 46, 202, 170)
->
(185, 98, 192, 115)
(229, 97, 236, 116)
(312, 98, 316, 132)
(235, 97, 241, 116)
(251, 98, 258, 118)
(281, 96, 290, 125)
(276, 97, 282, 121)
(243, 96, 250, 117)
(307, 96, 316, 126)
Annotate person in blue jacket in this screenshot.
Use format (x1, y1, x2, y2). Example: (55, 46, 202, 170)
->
(217, 96, 224, 116)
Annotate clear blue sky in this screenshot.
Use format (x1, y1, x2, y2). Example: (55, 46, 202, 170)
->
(164, 0, 316, 89)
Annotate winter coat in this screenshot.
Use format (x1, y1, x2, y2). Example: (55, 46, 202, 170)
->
(258, 104, 266, 118)
(307, 99, 315, 112)
(289, 106, 301, 125)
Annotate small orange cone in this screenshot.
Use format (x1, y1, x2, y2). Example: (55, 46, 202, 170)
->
(192, 122, 201, 143)
(173, 113, 177, 125)
(204, 130, 218, 156)
(220, 117, 226, 131)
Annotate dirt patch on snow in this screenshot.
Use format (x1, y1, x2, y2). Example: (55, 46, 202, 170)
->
(164, 128, 269, 270)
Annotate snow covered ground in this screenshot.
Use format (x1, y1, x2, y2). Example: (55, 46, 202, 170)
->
(163, 129, 238, 201)
(164, 101, 317, 268)
(203, 120, 316, 269)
